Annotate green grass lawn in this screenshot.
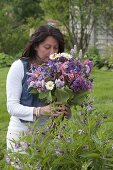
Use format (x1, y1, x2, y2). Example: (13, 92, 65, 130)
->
(92, 69, 113, 115)
(0, 67, 10, 169)
(0, 67, 113, 169)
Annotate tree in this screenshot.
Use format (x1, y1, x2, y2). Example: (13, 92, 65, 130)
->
(40, 0, 70, 49)
(0, 0, 45, 56)
(12, 0, 44, 25)
(41, 0, 113, 54)
(100, 0, 113, 35)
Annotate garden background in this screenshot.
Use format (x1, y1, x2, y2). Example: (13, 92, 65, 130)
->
(0, 0, 113, 169)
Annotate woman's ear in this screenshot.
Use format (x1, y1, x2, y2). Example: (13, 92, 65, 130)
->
(34, 46, 38, 51)
(34, 43, 39, 51)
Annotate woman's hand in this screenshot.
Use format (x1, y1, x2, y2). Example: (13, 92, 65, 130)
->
(34, 103, 71, 118)
(40, 105, 51, 116)
(51, 102, 71, 118)
(33, 105, 51, 117)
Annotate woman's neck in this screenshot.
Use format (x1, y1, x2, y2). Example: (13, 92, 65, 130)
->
(31, 57, 43, 66)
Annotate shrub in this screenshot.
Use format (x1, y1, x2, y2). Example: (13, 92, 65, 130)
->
(86, 48, 104, 69)
(102, 45, 113, 70)
(0, 53, 14, 68)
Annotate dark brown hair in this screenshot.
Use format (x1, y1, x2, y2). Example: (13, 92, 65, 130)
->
(21, 25, 65, 60)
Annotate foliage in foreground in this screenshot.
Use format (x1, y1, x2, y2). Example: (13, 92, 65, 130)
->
(6, 98, 113, 170)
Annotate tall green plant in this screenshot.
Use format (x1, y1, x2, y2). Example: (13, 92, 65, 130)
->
(6, 98, 113, 170)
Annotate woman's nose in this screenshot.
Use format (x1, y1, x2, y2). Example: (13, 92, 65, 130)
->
(50, 48, 55, 55)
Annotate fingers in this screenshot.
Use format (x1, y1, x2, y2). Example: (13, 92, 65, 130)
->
(50, 102, 70, 117)
(42, 103, 70, 118)
(54, 102, 69, 108)
(51, 109, 69, 117)
(41, 105, 51, 115)
(56, 105, 69, 113)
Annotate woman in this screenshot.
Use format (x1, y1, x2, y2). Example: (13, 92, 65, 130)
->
(6, 24, 69, 152)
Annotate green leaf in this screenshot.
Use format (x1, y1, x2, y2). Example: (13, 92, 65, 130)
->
(47, 91, 53, 103)
(80, 152, 100, 158)
(65, 86, 74, 99)
(39, 91, 49, 99)
(92, 135, 103, 146)
(30, 88, 38, 94)
(37, 90, 53, 103)
(72, 91, 88, 105)
(55, 88, 70, 103)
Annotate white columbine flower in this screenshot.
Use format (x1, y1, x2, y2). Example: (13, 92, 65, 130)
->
(74, 45, 77, 53)
(78, 129, 83, 135)
(84, 54, 87, 58)
(49, 53, 57, 60)
(70, 49, 74, 55)
(78, 49, 82, 59)
(45, 81, 55, 90)
(61, 52, 72, 59)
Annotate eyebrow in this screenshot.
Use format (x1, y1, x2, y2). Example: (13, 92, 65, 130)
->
(44, 44, 58, 47)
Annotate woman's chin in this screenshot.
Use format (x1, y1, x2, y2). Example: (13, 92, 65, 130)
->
(43, 58, 49, 63)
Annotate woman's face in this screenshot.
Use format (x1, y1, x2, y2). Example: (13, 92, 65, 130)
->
(35, 36, 59, 63)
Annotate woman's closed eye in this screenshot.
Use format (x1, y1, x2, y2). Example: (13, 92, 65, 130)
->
(44, 46, 58, 50)
(44, 46, 50, 50)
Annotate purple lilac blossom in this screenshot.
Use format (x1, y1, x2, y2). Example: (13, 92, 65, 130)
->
(83, 60, 94, 71)
(15, 143, 21, 149)
(55, 79, 65, 88)
(71, 76, 92, 92)
(35, 80, 46, 93)
(85, 65, 91, 74)
(87, 105, 93, 111)
(6, 156, 11, 164)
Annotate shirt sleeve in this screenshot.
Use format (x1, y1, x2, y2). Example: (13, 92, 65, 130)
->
(6, 59, 34, 121)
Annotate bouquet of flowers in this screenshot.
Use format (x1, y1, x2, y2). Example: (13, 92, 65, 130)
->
(27, 49, 94, 107)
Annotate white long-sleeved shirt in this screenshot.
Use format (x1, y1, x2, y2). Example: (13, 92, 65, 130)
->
(6, 59, 34, 132)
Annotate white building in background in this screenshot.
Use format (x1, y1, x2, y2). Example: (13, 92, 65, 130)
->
(89, 24, 113, 56)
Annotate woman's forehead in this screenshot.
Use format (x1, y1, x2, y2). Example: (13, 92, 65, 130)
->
(41, 36, 58, 45)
